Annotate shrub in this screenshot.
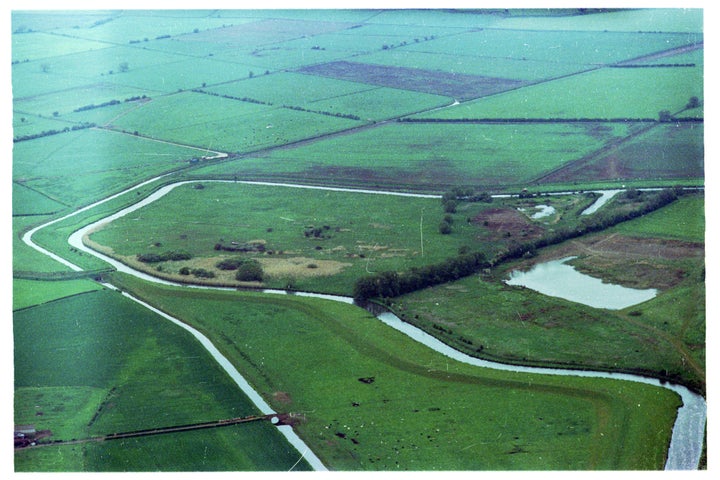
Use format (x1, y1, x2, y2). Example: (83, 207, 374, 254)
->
(235, 260, 263, 282)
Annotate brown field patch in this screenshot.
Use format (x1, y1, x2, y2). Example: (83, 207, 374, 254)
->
(507, 233, 703, 290)
(257, 256, 351, 278)
(273, 391, 293, 405)
(472, 207, 545, 240)
(298, 60, 527, 100)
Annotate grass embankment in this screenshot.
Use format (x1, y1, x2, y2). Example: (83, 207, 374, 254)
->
(12, 278, 103, 311)
(14, 289, 310, 471)
(107, 272, 681, 470)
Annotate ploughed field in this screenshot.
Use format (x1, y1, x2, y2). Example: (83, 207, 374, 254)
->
(13, 8, 704, 472)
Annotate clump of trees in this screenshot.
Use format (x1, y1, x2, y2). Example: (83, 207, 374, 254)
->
(215, 257, 264, 282)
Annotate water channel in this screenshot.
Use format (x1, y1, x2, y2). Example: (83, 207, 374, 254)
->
(25, 177, 705, 470)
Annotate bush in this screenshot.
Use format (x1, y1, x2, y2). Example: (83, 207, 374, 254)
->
(235, 260, 263, 282)
(191, 268, 215, 278)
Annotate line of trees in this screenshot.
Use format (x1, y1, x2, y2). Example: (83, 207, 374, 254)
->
(353, 251, 489, 302)
(137, 250, 192, 263)
(13, 122, 95, 143)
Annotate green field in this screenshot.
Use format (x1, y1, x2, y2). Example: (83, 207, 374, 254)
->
(13, 128, 200, 207)
(14, 289, 310, 471)
(12, 278, 103, 310)
(611, 194, 704, 241)
(108, 273, 681, 470)
(418, 67, 703, 120)
(85, 182, 601, 294)
(194, 122, 632, 189)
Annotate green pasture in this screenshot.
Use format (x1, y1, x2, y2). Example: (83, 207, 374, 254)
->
(206, 72, 376, 107)
(13, 216, 73, 274)
(544, 123, 704, 185)
(197, 122, 632, 189)
(366, 9, 502, 28)
(12, 76, 154, 117)
(53, 10, 243, 43)
(14, 289, 310, 471)
(393, 264, 704, 390)
(12, 183, 66, 215)
(610, 194, 704, 242)
(11, 31, 111, 63)
(356, 49, 587, 81)
(11, 11, 116, 33)
(86, 182, 602, 294)
(204, 71, 451, 120)
(403, 29, 699, 68)
(12, 278, 103, 311)
(420, 66, 703, 120)
(494, 8, 703, 33)
(110, 90, 360, 153)
(109, 274, 681, 470)
(13, 128, 197, 207)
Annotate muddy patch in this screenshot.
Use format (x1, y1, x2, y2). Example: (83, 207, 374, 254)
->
(473, 207, 545, 241)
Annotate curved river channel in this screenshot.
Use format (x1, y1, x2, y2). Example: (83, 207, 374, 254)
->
(24, 177, 705, 470)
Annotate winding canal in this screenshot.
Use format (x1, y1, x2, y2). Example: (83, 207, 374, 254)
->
(24, 176, 706, 470)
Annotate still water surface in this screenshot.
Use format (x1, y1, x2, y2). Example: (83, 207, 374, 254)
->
(506, 256, 657, 310)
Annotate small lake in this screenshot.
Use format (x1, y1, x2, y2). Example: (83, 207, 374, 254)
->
(505, 257, 657, 310)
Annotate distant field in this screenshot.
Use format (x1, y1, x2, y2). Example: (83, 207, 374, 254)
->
(111, 90, 360, 153)
(298, 61, 525, 100)
(354, 49, 586, 81)
(402, 29, 699, 67)
(12, 183, 66, 215)
(540, 123, 704, 185)
(13, 128, 199, 207)
(418, 67, 702, 120)
(206, 72, 451, 121)
(110, 274, 681, 470)
(196, 122, 632, 189)
(493, 8, 703, 33)
(14, 289, 310, 471)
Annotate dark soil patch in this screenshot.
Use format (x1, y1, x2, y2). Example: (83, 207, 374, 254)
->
(297, 60, 526, 101)
(472, 207, 545, 241)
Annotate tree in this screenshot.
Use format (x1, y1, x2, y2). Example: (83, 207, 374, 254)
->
(658, 110, 673, 122)
(686, 96, 700, 109)
(118, 61, 129, 72)
(439, 221, 452, 234)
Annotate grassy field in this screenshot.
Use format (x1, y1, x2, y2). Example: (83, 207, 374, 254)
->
(610, 193, 704, 242)
(392, 194, 705, 391)
(13, 288, 310, 471)
(12, 278, 103, 311)
(194, 122, 632, 190)
(13, 128, 200, 207)
(86, 182, 600, 294)
(108, 273, 681, 470)
(418, 67, 703, 120)
(538, 123, 704, 185)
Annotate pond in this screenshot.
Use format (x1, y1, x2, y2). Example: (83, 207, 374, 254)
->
(505, 256, 657, 310)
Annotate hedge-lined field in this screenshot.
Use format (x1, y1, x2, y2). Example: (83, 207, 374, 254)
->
(417, 67, 703, 120)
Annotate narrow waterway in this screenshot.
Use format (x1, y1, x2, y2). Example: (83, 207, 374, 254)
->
(25, 177, 706, 470)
